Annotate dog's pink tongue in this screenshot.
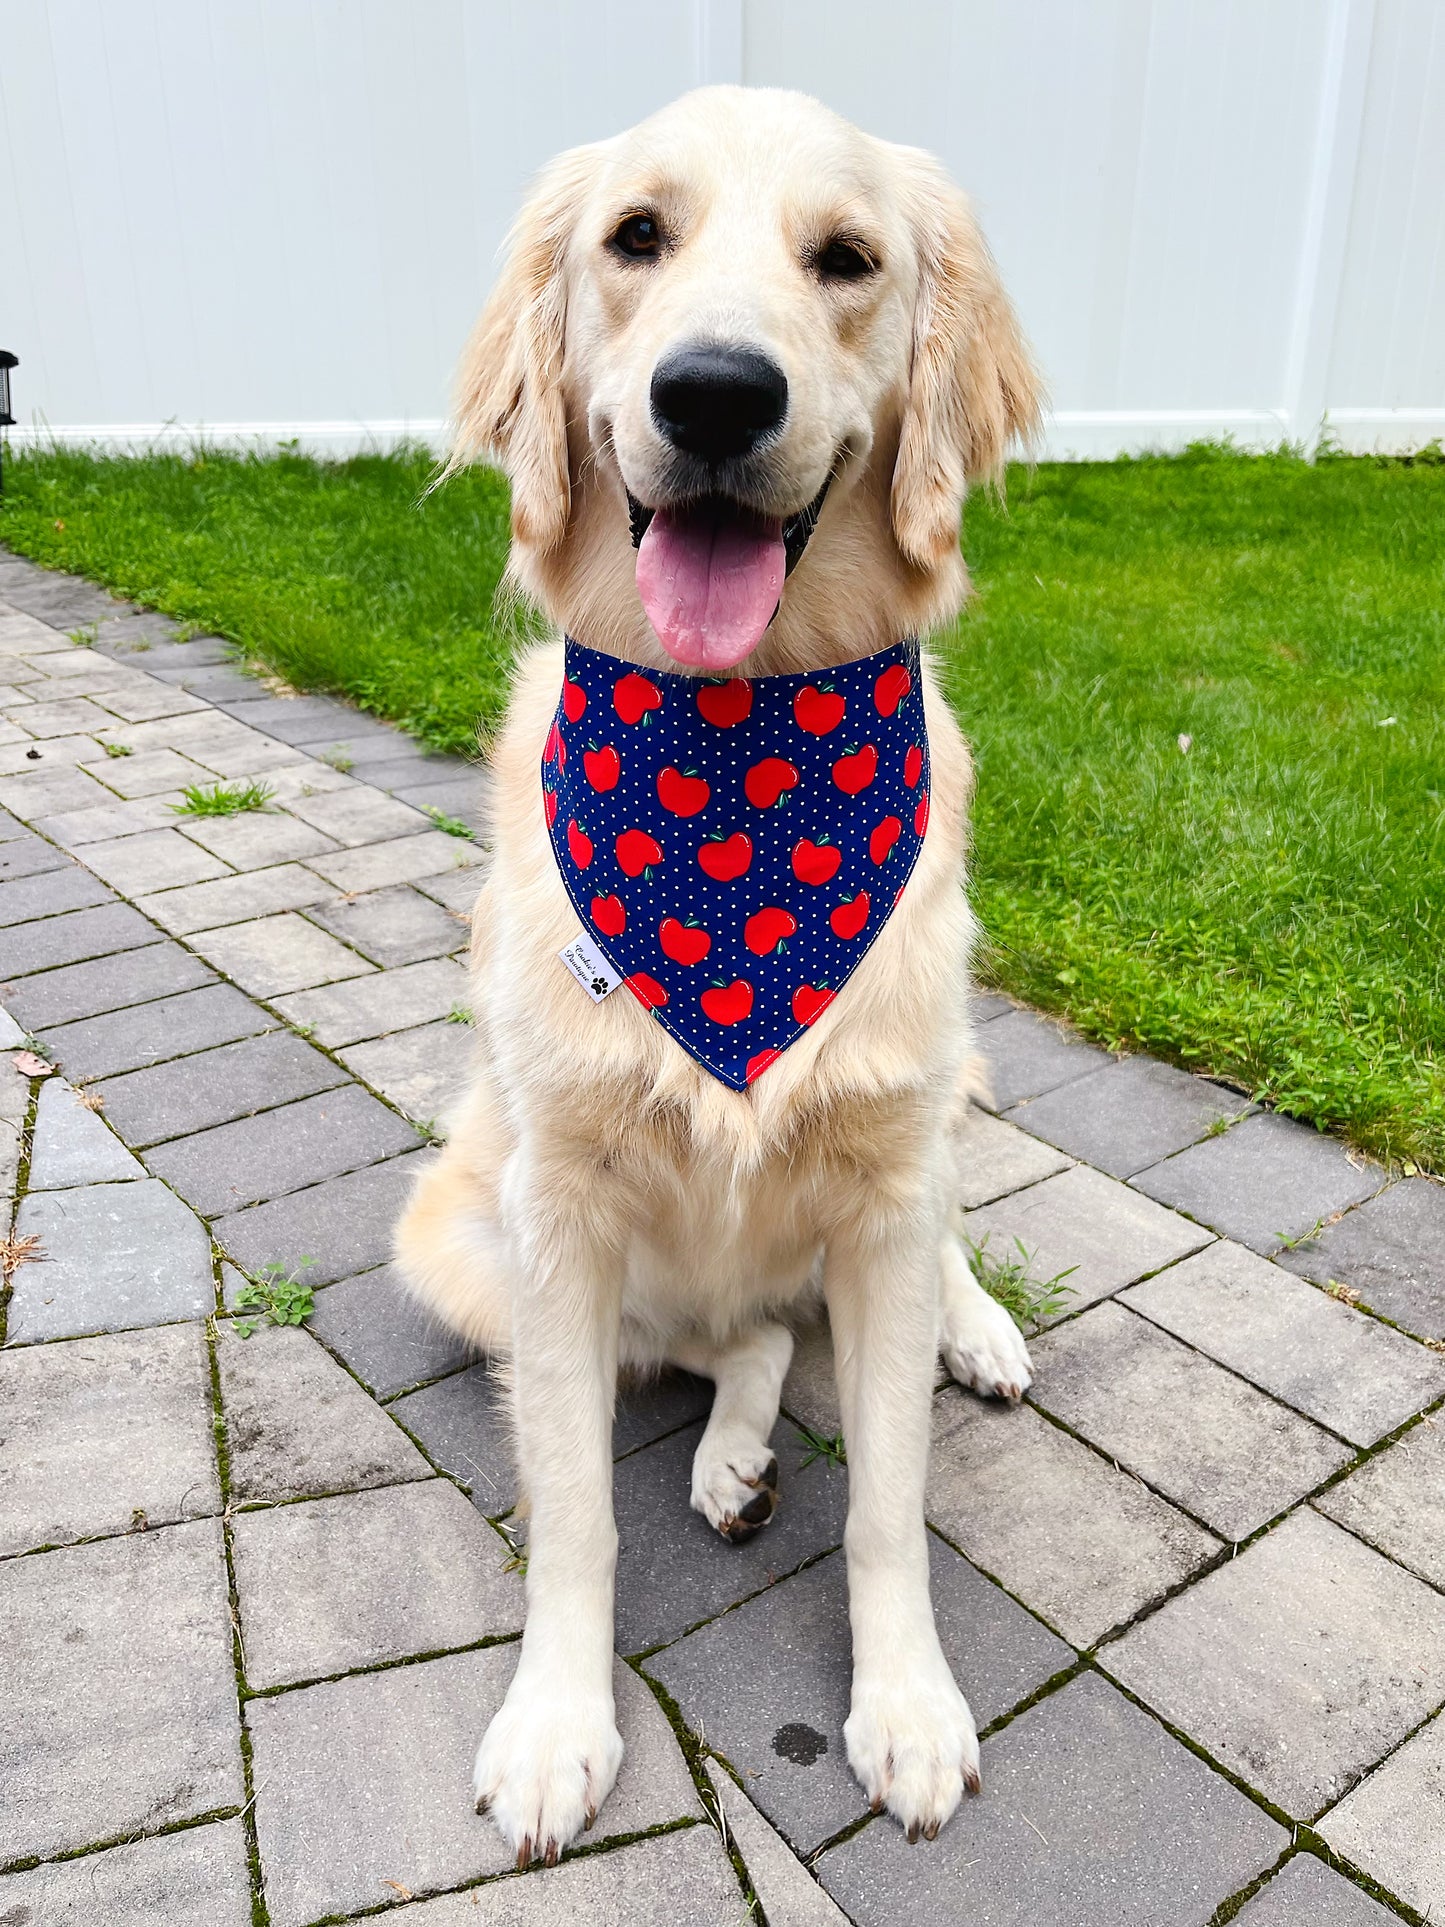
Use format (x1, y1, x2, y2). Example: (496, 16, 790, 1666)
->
(637, 505, 785, 669)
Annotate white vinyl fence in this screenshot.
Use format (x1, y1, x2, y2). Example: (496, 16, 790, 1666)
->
(3, 0, 1442, 459)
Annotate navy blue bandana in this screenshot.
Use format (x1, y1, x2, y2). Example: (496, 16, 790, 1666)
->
(544, 637, 930, 1089)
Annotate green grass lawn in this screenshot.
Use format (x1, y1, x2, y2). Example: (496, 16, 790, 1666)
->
(2, 442, 1442, 1172)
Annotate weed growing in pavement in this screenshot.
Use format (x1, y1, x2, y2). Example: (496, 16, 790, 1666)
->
(232, 1258, 317, 1337)
(795, 1422, 847, 1469)
(425, 806, 475, 840)
(103, 741, 133, 758)
(966, 1231, 1077, 1332)
(173, 779, 274, 818)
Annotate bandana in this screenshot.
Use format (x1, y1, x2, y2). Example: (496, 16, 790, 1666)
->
(543, 636, 930, 1089)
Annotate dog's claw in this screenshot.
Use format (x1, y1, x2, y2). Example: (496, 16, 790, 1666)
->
(543, 1838, 560, 1867)
(475, 1791, 491, 1817)
(515, 1835, 532, 1870)
(923, 1819, 940, 1841)
(906, 1820, 921, 1844)
(963, 1762, 982, 1796)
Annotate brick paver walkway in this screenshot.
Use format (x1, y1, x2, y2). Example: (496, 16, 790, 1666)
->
(1, 550, 1443, 1925)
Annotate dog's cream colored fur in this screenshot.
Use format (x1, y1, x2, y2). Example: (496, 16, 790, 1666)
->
(396, 85, 1042, 1864)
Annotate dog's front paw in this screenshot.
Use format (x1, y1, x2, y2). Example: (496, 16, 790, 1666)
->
(845, 1662, 980, 1842)
(474, 1671, 624, 1867)
(940, 1283, 1033, 1403)
(690, 1432, 780, 1542)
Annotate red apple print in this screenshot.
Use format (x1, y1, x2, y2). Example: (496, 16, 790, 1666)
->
(904, 743, 924, 789)
(746, 1048, 781, 1083)
(543, 719, 565, 769)
(874, 662, 913, 717)
(832, 744, 878, 795)
(543, 788, 558, 829)
(915, 790, 930, 838)
(659, 917, 711, 965)
(794, 685, 846, 735)
(869, 815, 902, 865)
(566, 819, 594, 869)
(830, 891, 870, 939)
(657, 767, 710, 816)
(626, 972, 668, 1010)
(701, 979, 754, 1025)
(591, 894, 626, 937)
(584, 744, 620, 792)
(745, 757, 800, 808)
(698, 833, 752, 880)
(745, 906, 798, 956)
(697, 679, 753, 727)
(616, 828, 663, 877)
(792, 984, 836, 1026)
(791, 838, 842, 886)
(563, 677, 586, 723)
(614, 672, 662, 725)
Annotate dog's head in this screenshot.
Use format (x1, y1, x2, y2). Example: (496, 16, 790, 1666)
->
(453, 87, 1040, 669)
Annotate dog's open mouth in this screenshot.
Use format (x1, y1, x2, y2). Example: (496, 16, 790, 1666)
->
(628, 480, 830, 671)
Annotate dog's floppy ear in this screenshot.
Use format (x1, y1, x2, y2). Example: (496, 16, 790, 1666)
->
(450, 145, 595, 554)
(890, 155, 1042, 571)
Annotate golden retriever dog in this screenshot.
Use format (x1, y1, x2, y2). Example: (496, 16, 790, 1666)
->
(396, 84, 1041, 1866)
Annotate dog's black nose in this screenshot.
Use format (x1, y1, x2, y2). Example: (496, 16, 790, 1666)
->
(651, 345, 788, 464)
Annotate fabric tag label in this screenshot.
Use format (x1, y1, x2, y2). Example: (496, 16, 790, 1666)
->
(558, 931, 623, 1002)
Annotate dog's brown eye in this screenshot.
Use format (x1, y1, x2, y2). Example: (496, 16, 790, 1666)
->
(611, 213, 662, 260)
(816, 238, 876, 281)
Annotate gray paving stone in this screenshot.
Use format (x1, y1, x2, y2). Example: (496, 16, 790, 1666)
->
(1006, 1055, 1253, 1179)
(1, 937, 214, 1027)
(0, 780, 115, 831)
(0, 897, 155, 978)
(1029, 1302, 1351, 1539)
(88, 677, 214, 723)
(78, 746, 216, 796)
(817, 1672, 1286, 1927)
(216, 1320, 430, 1503)
(79, 826, 232, 894)
(385, 1826, 747, 1925)
(1277, 1178, 1445, 1340)
(216, 693, 387, 743)
(395, 774, 486, 820)
(309, 1263, 473, 1397)
(283, 781, 435, 845)
(0, 804, 26, 837)
(10, 1178, 214, 1341)
(780, 1317, 842, 1435)
(614, 1420, 848, 1653)
(1131, 1111, 1386, 1254)
(41, 982, 277, 1081)
(388, 1363, 517, 1515)
(128, 637, 236, 671)
(176, 806, 341, 868)
(5, 693, 116, 736)
(341, 1019, 473, 1124)
(0, 1818, 253, 1927)
(0, 732, 105, 775)
(343, 745, 469, 789)
(0, 829, 72, 879)
(274, 955, 470, 1045)
(95, 1026, 349, 1146)
(27, 795, 183, 849)
(0, 1323, 219, 1556)
(1103, 1510, 1445, 1817)
(139, 860, 334, 935)
(1122, 1241, 1445, 1446)
(1315, 1415, 1445, 1590)
(415, 865, 484, 916)
(151, 662, 263, 697)
(246, 1649, 699, 1927)
(964, 1163, 1212, 1321)
(214, 1150, 425, 1285)
(1318, 1711, 1445, 1922)
(614, 1365, 715, 1455)
(307, 882, 470, 965)
(0, 862, 112, 926)
(187, 909, 375, 998)
(649, 1538, 1070, 1853)
(1231, 1855, 1399, 1927)
(0, 1520, 243, 1863)
(304, 829, 482, 894)
(145, 1083, 422, 1216)
(27, 1075, 145, 1187)
(926, 1393, 1219, 1647)
(977, 1007, 1116, 1111)
(954, 1107, 1073, 1207)
(704, 1760, 850, 1927)
(233, 1478, 522, 1689)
